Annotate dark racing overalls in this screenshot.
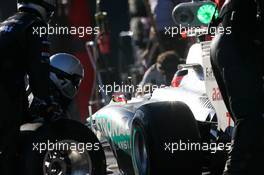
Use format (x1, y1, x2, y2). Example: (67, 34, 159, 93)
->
(0, 9, 51, 174)
(210, 0, 264, 174)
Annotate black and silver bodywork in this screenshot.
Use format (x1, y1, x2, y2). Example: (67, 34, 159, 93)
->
(91, 1, 234, 174)
(91, 41, 234, 174)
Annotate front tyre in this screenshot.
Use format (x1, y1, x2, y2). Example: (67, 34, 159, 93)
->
(20, 119, 106, 175)
(131, 122, 149, 175)
(131, 101, 202, 175)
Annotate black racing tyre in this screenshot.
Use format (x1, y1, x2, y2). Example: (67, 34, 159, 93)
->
(19, 119, 106, 175)
(131, 101, 202, 175)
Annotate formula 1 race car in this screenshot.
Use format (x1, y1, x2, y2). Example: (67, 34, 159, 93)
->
(90, 1, 234, 175)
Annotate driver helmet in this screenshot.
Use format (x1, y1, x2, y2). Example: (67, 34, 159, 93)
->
(49, 53, 84, 100)
(17, 0, 57, 21)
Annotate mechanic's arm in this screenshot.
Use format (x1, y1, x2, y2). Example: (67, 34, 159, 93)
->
(139, 65, 156, 86)
(26, 22, 51, 102)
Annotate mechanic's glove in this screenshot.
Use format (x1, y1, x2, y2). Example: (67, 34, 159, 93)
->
(44, 101, 64, 123)
(30, 96, 64, 123)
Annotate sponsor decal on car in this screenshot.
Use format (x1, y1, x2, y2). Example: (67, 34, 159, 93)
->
(95, 113, 131, 152)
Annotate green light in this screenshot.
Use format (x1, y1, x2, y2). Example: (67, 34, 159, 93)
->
(197, 4, 219, 24)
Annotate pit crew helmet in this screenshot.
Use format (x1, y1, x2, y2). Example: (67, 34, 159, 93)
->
(17, 0, 57, 21)
(49, 53, 84, 100)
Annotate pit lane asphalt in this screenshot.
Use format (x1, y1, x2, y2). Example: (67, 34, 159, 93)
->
(103, 143, 211, 175)
(103, 143, 120, 174)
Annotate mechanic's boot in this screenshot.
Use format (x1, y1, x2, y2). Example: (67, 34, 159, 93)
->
(223, 118, 264, 175)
